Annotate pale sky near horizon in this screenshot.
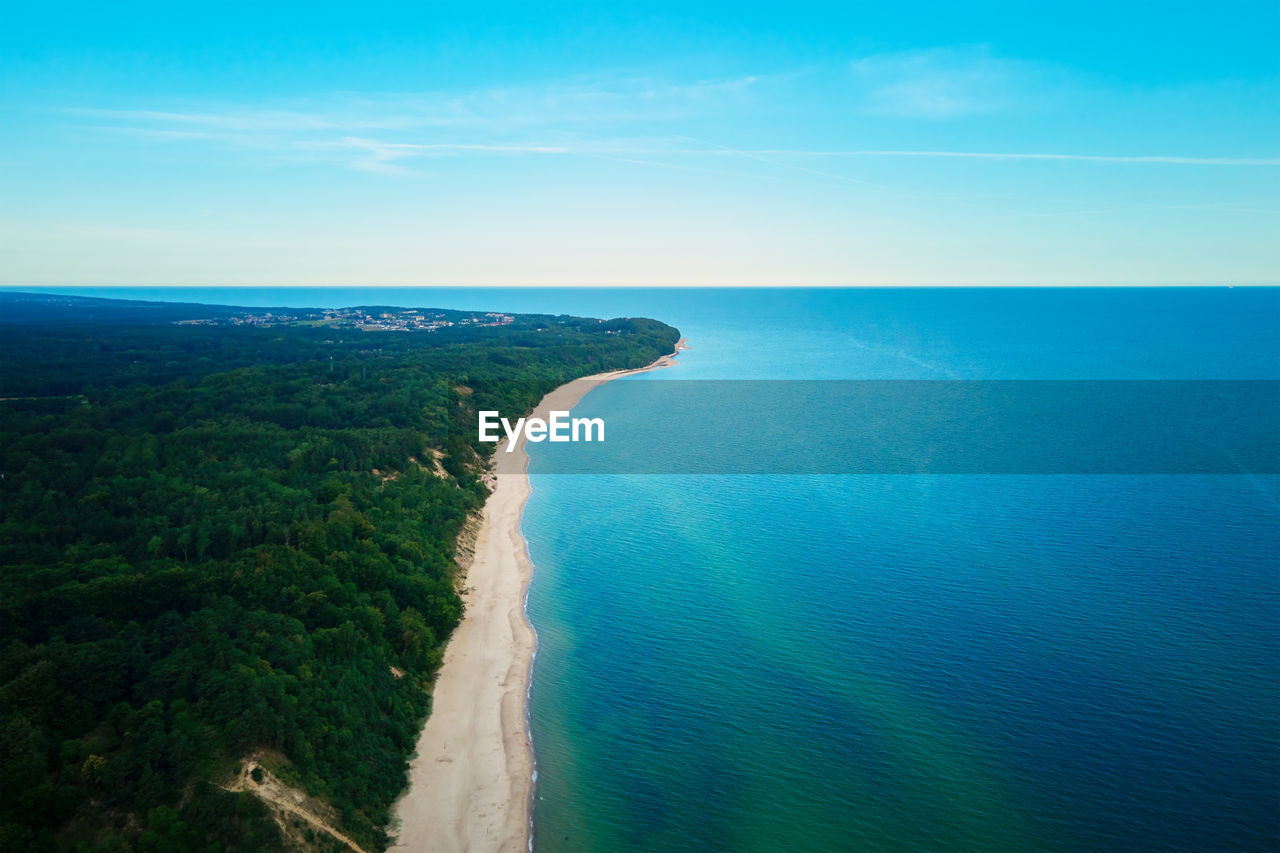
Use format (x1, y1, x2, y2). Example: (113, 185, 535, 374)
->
(2, 2, 1278, 286)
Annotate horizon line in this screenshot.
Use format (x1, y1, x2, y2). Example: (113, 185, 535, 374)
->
(3, 283, 1278, 290)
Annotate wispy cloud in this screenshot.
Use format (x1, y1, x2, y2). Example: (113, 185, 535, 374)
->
(672, 136, 876, 186)
(57, 65, 1279, 180)
(725, 149, 1280, 166)
(320, 136, 574, 174)
(64, 73, 764, 136)
(62, 75, 767, 172)
(849, 46, 1050, 119)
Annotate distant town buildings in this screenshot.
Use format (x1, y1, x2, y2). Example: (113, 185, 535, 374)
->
(174, 308, 516, 331)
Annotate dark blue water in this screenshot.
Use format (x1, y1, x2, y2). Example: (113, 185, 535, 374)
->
(11, 286, 1279, 850)
(518, 288, 1280, 852)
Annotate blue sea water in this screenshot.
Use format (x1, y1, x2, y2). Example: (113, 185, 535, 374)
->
(517, 288, 1280, 852)
(12, 286, 1279, 850)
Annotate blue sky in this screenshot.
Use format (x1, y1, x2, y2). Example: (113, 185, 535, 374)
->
(2, 1, 1277, 285)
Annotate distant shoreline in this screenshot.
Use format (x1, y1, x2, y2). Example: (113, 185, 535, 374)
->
(390, 339, 686, 852)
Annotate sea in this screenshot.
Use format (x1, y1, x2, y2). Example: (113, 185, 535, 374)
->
(11, 286, 1279, 852)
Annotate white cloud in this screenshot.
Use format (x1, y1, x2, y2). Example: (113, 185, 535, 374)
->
(60, 74, 767, 173)
(849, 46, 1044, 118)
(64, 73, 763, 137)
(56, 65, 1279, 179)
(318, 136, 574, 174)
(727, 149, 1280, 166)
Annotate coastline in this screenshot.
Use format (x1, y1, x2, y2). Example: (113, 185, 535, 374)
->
(390, 339, 686, 853)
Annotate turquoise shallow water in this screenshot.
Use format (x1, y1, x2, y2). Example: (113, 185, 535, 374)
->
(525, 473, 1277, 851)
(11, 286, 1279, 851)
(518, 289, 1279, 852)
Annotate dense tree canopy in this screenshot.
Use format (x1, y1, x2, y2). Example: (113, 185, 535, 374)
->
(0, 293, 679, 851)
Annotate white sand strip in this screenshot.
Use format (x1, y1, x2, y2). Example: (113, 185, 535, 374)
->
(390, 340, 685, 853)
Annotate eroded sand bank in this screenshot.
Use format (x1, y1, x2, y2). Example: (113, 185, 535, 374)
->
(391, 340, 686, 853)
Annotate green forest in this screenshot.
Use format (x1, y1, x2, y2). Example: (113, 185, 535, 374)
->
(0, 293, 679, 851)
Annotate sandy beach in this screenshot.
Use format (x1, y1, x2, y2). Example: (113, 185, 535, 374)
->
(390, 340, 686, 853)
